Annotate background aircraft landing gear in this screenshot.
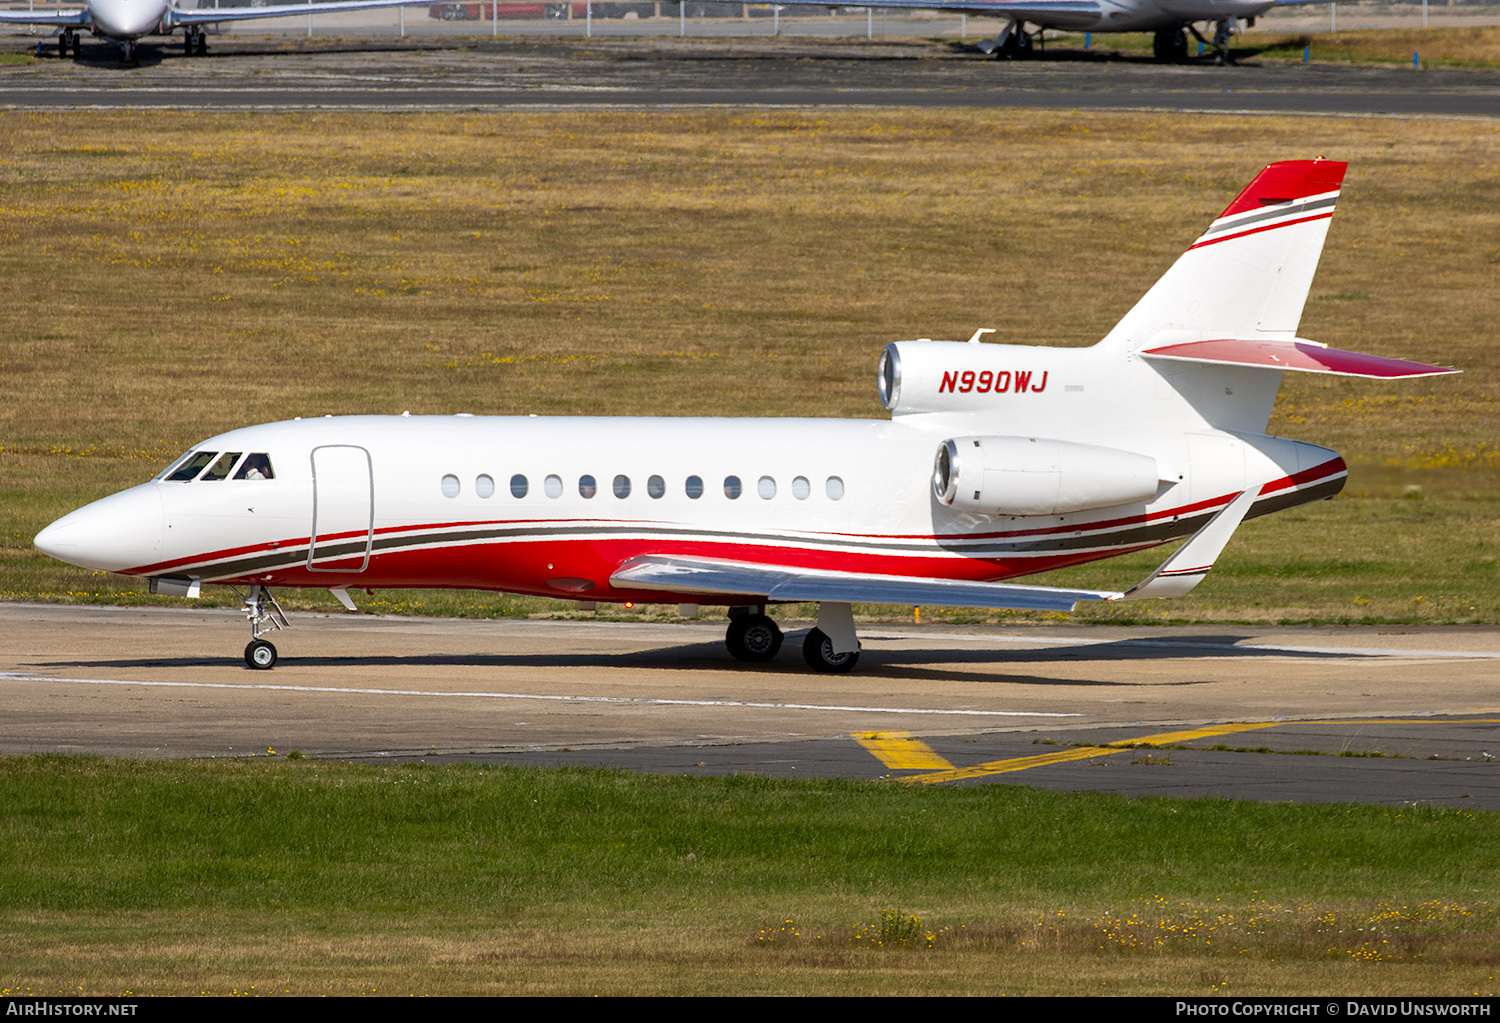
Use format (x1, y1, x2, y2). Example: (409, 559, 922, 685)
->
(994, 22, 1033, 60)
(237, 584, 288, 670)
(245, 639, 277, 670)
(1152, 28, 1188, 62)
(184, 27, 207, 56)
(725, 607, 782, 662)
(803, 628, 859, 673)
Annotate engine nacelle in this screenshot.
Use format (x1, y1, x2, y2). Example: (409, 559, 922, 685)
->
(933, 436, 1161, 517)
(879, 339, 1069, 416)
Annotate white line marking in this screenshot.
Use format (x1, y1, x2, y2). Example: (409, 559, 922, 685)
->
(0, 673, 1081, 718)
(863, 631, 1500, 660)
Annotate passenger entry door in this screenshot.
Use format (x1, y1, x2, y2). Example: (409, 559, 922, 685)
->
(309, 445, 373, 573)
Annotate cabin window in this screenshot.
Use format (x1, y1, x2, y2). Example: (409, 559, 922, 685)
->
(544, 474, 563, 498)
(685, 475, 703, 500)
(792, 476, 810, 500)
(234, 453, 275, 480)
(613, 475, 631, 499)
(647, 475, 665, 499)
(757, 476, 776, 500)
(441, 474, 460, 498)
(579, 475, 597, 499)
(165, 451, 217, 482)
(510, 474, 529, 498)
(476, 474, 495, 499)
(723, 476, 742, 500)
(200, 452, 242, 482)
(826, 476, 845, 500)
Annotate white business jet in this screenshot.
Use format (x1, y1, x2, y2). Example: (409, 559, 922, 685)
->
(35, 160, 1456, 673)
(0, 0, 435, 64)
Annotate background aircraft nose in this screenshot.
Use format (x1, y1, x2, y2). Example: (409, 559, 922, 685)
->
(35, 485, 164, 574)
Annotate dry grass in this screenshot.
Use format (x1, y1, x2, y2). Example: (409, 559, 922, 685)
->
(1, 109, 1496, 617)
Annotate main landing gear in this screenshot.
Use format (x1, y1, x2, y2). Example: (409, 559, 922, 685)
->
(237, 584, 289, 670)
(983, 19, 1034, 60)
(725, 606, 783, 662)
(1155, 20, 1235, 64)
(56, 30, 79, 59)
(183, 27, 208, 57)
(723, 602, 861, 674)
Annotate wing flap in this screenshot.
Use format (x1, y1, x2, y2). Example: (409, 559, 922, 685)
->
(610, 555, 1120, 612)
(1142, 338, 1458, 379)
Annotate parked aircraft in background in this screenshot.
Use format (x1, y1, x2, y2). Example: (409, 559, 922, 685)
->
(771, 0, 1323, 63)
(35, 160, 1456, 673)
(2, 0, 1338, 66)
(0, 0, 436, 63)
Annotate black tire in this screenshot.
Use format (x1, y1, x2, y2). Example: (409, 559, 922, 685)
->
(245, 639, 277, 670)
(802, 627, 859, 674)
(726, 614, 782, 662)
(1153, 28, 1187, 62)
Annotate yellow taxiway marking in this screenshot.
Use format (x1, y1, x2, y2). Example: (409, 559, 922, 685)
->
(853, 730, 955, 771)
(896, 721, 1282, 785)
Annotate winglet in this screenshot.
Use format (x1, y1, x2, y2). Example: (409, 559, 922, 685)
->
(1113, 488, 1257, 601)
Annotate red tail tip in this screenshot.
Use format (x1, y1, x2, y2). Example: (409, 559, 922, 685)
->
(1219, 160, 1348, 219)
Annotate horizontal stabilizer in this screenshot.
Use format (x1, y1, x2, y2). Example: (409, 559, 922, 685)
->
(611, 555, 1120, 612)
(1142, 338, 1459, 379)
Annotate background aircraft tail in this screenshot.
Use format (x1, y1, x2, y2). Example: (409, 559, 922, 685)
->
(1095, 159, 1347, 355)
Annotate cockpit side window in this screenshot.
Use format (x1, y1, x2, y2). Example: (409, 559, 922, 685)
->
(164, 451, 217, 482)
(200, 452, 243, 482)
(234, 453, 275, 480)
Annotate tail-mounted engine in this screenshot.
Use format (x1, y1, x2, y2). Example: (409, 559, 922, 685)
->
(933, 436, 1161, 517)
(879, 339, 1074, 416)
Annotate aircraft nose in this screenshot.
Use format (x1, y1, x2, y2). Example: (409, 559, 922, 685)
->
(35, 485, 164, 573)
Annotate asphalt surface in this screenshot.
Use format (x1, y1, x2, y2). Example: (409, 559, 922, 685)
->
(3, 603, 1498, 809)
(1, 33, 1498, 115)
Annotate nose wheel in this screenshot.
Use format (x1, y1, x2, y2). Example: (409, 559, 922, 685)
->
(245, 639, 277, 670)
(236, 584, 289, 669)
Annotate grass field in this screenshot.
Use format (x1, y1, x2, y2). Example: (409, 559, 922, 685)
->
(1, 108, 1495, 624)
(0, 755, 1495, 996)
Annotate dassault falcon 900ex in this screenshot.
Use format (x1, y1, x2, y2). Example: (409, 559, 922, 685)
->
(35, 160, 1457, 673)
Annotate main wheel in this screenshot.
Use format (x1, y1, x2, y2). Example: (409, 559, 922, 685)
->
(726, 614, 783, 662)
(1153, 28, 1187, 62)
(802, 627, 859, 674)
(245, 639, 277, 670)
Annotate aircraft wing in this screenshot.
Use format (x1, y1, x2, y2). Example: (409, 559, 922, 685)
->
(171, 0, 441, 26)
(0, 9, 89, 25)
(757, 0, 1100, 15)
(610, 554, 1121, 611)
(611, 488, 1257, 610)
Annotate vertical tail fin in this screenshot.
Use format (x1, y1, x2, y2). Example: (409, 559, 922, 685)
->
(1096, 159, 1348, 353)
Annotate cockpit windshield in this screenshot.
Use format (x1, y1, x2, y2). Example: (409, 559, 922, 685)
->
(157, 450, 275, 482)
(162, 451, 217, 482)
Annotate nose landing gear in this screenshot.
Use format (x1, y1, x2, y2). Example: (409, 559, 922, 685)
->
(237, 584, 289, 670)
